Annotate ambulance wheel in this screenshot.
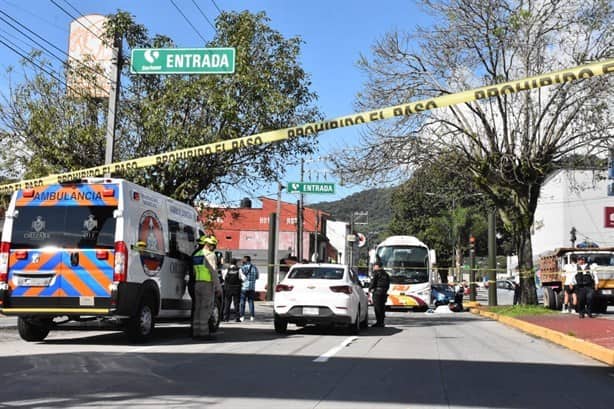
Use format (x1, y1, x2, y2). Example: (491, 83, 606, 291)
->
(127, 296, 155, 342)
(208, 295, 222, 333)
(18, 317, 51, 342)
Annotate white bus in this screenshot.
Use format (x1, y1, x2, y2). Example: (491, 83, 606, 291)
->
(375, 235, 434, 310)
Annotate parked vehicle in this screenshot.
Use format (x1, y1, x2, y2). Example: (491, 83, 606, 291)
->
(538, 247, 614, 313)
(431, 283, 455, 306)
(375, 235, 436, 311)
(273, 263, 368, 334)
(0, 178, 220, 342)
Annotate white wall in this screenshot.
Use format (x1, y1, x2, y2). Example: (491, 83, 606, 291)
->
(326, 220, 348, 263)
(532, 170, 614, 257)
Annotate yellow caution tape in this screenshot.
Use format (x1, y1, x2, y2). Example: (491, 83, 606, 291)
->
(0, 58, 612, 195)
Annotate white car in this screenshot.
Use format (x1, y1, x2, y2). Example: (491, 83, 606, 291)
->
(273, 263, 369, 334)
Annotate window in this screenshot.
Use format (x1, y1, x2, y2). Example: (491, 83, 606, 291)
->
(11, 206, 116, 249)
(168, 219, 196, 259)
(288, 267, 344, 280)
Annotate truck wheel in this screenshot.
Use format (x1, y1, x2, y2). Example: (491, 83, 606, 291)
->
(17, 317, 51, 342)
(543, 287, 556, 309)
(208, 295, 222, 333)
(594, 297, 608, 314)
(553, 289, 562, 310)
(274, 315, 287, 334)
(126, 296, 155, 342)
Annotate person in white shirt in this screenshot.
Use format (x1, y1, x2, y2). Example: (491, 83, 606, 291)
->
(561, 256, 578, 313)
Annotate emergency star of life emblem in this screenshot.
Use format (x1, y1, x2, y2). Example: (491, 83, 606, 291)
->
(138, 210, 165, 276)
(32, 216, 45, 232)
(83, 215, 98, 231)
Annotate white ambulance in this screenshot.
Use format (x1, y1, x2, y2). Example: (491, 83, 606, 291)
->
(0, 178, 217, 342)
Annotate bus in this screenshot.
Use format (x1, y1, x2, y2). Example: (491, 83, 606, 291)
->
(374, 235, 434, 310)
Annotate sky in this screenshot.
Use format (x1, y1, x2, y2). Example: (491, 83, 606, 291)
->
(0, 0, 430, 208)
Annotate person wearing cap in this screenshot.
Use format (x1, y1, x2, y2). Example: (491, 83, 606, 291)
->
(572, 256, 598, 318)
(191, 236, 222, 338)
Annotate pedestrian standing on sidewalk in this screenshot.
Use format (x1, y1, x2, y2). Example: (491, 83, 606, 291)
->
(561, 255, 577, 313)
(573, 256, 598, 318)
(369, 261, 390, 327)
(222, 258, 244, 322)
(239, 256, 259, 321)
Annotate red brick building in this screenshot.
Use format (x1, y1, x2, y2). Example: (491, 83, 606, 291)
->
(202, 197, 335, 262)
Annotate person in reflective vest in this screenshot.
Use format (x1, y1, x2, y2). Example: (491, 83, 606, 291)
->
(191, 236, 221, 338)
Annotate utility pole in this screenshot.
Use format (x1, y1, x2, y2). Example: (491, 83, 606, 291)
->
(469, 234, 476, 301)
(313, 209, 319, 262)
(104, 32, 122, 177)
(274, 182, 283, 284)
(488, 210, 497, 306)
(297, 159, 304, 260)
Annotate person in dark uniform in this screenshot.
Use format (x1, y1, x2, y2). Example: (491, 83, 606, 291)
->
(573, 256, 597, 318)
(369, 261, 390, 327)
(222, 258, 243, 322)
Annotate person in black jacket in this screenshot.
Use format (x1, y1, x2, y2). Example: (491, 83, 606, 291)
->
(222, 258, 244, 322)
(369, 261, 390, 327)
(573, 256, 597, 318)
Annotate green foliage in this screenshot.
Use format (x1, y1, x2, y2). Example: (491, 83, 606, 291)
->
(0, 10, 321, 204)
(311, 187, 393, 241)
(487, 305, 556, 317)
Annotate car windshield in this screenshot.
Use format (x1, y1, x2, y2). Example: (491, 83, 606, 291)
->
(287, 267, 344, 280)
(376, 245, 429, 284)
(582, 254, 614, 267)
(11, 206, 116, 249)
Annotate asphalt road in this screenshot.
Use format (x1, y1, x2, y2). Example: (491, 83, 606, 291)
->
(0, 304, 612, 409)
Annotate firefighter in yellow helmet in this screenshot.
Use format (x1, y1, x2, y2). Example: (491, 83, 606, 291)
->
(191, 235, 222, 339)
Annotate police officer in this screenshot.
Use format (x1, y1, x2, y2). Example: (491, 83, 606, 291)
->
(573, 256, 598, 318)
(369, 261, 390, 327)
(191, 236, 222, 339)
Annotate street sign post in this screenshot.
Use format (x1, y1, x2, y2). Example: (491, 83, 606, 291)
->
(287, 182, 335, 194)
(131, 48, 235, 74)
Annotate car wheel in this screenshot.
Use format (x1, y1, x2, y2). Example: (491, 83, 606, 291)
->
(274, 315, 287, 334)
(17, 317, 51, 342)
(126, 296, 155, 342)
(349, 309, 360, 335)
(360, 307, 369, 329)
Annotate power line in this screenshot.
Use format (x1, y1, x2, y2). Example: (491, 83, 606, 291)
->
(169, 0, 208, 43)
(0, 33, 87, 98)
(210, 0, 222, 14)
(191, 0, 216, 32)
(0, 10, 112, 95)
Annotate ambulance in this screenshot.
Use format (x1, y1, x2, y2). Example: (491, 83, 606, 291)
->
(0, 178, 216, 342)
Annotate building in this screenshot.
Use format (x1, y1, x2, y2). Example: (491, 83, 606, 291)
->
(202, 198, 337, 296)
(532, 169, 614, 257)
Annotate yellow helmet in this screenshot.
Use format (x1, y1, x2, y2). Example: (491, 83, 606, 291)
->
(199, 236, 218, 246)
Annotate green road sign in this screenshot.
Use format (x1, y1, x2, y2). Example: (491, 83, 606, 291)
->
(287, 182, 336, 194)
(131, 48, 235, 74)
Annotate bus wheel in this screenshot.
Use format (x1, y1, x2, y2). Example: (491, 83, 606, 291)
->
(18, 317, 51, 342)
(126, 296, 155, 342)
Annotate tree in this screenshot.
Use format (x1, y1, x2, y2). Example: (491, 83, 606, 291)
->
(333, 0, 613, 303)
(0, 11, 321, 203)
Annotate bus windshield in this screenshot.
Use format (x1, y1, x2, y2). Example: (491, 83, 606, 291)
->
(376, 245, 429, 284)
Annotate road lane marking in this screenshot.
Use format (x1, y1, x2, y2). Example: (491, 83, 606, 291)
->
(313, 336, 357, 363)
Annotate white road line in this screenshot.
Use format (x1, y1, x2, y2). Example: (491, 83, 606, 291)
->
(313, 336, 358, 363)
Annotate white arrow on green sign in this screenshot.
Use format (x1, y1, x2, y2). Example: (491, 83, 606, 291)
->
(131, 48, 235, 74)
(287, 182, 336, 194)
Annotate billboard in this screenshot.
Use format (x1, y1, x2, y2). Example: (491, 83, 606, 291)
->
(67, 14, 113, 98)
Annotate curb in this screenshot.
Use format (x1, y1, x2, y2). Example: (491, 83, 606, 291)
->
(470, 308, 614, 366)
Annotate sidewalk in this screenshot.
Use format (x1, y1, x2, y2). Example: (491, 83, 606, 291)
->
(471, 307, 614, 366)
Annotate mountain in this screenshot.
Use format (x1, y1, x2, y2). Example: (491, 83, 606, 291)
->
(310, 187, 395, 237)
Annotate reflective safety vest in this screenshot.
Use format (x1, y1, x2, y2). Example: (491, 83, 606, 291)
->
(193, 248, 212, 282)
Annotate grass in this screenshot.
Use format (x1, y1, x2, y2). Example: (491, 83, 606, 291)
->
(484, 304, 558, 317)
